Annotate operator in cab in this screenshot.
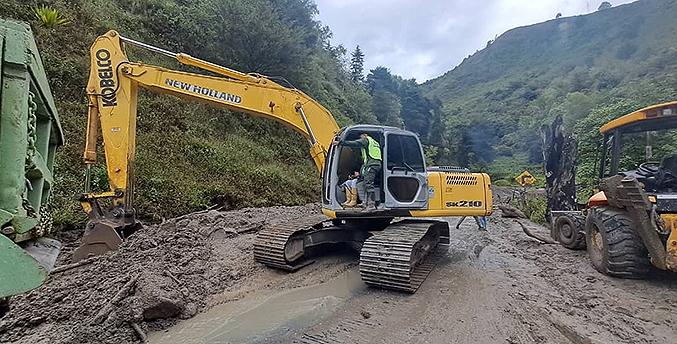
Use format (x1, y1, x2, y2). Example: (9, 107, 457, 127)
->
(332, 133, 382, 211)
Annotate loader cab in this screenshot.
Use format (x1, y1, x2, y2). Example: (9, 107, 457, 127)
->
(322, 125, 429, 214)
(598, 102, 677, 196)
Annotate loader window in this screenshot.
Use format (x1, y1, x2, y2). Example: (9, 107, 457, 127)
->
(619, 131, 654, 171)
(386, 134, 425, 172)
(599, 133, 614, 178)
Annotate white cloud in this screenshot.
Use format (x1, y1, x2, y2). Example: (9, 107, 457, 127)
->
(314, 0, 636, 82)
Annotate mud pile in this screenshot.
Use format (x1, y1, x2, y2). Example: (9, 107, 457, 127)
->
(0, 204, 319, 344)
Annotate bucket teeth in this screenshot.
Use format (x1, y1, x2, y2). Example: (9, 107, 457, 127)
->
(253, 215, 329, 271)
(359, 220, 449, 293)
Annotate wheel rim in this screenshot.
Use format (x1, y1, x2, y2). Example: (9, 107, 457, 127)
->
(560, 222, 573, 239)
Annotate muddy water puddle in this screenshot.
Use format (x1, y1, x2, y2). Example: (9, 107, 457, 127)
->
(148, 268, 365, 344)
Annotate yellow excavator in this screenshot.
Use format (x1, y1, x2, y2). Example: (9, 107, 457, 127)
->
(76, 30, 493, 293)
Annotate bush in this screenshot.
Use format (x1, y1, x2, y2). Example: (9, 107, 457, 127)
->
(514, 196, 548, 226)
(32, 6, 70, 28)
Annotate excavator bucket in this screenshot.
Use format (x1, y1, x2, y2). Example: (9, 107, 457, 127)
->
(71, 218, 140, 262)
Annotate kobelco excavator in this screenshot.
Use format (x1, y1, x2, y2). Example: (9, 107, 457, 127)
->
(77, 30, 493, 293)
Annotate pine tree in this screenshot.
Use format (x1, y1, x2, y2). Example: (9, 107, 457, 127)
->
(350, 45, 365, 82)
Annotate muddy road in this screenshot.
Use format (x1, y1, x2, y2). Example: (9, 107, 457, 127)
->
(265, 215, 677, 344)
(2, 204, 677, 344)
(151, 215, 677, 344)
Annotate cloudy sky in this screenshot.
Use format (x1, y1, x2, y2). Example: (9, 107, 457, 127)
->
(314, 0, 635, 82)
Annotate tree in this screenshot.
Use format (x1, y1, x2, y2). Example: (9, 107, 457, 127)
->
(350, 45, 365, 82)
(399, 79, 432, 139)
(556, 13, 562, 19)
(598, 1, 612, 11)
(371, 90, 403, 127)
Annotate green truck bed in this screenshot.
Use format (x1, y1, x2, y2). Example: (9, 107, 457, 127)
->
(0, 19, 64, 298)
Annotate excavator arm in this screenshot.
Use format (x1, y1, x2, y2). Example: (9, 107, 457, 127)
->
(74, 30, 339, 261)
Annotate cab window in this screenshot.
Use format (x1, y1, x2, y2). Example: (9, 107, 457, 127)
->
(387, 134, 425, 172)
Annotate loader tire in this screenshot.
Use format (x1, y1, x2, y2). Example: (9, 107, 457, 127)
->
(585, 206, 651, 279)
(554, 214, 586, 250)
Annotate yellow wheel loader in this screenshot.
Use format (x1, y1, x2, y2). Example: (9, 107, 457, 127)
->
(76, 31, 493, 293)
(554, 102, 677, 278)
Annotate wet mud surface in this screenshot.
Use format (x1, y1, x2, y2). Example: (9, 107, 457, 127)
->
(2, 199, 677, 343)
(272, 215, 677, 344)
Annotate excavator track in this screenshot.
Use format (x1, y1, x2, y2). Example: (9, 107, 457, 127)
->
(359, 220, 450, 293)
(253, 214, 331, 271)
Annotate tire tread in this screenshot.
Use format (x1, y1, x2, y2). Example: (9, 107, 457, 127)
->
(585, 206, 652, 279)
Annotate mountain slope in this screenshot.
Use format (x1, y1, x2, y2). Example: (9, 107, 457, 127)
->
(422, 0, 677, 184)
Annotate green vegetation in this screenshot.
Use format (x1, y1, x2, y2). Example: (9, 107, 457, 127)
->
(422, 0, 677, 197)
(514, 196, 549, 226)
(1, 0, 375, 229)
(32, 6, 70, 28)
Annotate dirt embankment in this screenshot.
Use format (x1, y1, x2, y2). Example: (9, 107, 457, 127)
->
(0, 204, 353, 344)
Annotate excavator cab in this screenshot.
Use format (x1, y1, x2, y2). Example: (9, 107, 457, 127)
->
(323, 125, 430, 215)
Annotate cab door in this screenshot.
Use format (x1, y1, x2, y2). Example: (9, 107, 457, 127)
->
(382, 133, 428, 209)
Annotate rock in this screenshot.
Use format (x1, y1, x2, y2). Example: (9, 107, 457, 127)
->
(29, 316, 46, 325)
(143, 297, 184, 320)
(360, 311, 371, 319)
(181, 303, 198, 319)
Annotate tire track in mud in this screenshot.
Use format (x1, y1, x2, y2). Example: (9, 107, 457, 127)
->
(295, 317, 379, 344)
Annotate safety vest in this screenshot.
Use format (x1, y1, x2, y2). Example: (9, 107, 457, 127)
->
(361, 136, 382, 164)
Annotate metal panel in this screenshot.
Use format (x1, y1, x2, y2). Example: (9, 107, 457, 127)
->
(0, 233, 48, 298)
(0, 19, 62, 238)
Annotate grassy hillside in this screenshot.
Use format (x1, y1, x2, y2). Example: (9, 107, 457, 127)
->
(422, 0, 677, 188)
(1, 0, 377, 228)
